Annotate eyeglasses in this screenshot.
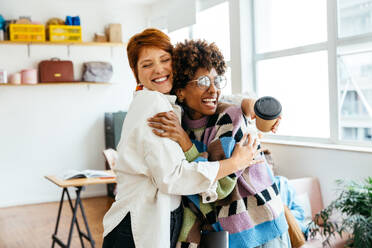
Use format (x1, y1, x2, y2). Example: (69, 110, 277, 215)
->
(188, 75, 227, 90)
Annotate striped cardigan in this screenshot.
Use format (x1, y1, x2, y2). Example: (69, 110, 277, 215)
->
(177, 104, 288, 248)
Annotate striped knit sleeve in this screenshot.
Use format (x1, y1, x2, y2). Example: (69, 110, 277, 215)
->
(177, 207, 201, 247)
(177, 197, 203, 248)
(185, 141, 220, 203)
(184, 144, 200, 162)
(205, 106, 246, 201)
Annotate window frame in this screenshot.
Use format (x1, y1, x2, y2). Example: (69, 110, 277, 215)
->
(249, 0, 372, 148)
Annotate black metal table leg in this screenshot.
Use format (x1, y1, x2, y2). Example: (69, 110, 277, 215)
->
(51, 188, 67, 248)
(66, 188, 86, 248)
(78, 195, 95, 248)
(51, 186, 96, 248)
(66, 187, 82, 248)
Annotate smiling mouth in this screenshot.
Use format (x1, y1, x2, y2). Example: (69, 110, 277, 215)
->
(152, 76, 169, 84)
(202, 98, 217, 108)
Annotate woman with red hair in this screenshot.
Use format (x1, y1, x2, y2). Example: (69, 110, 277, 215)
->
(102, 28, 259, 248)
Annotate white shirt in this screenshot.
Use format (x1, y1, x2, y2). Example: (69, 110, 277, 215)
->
(103, 88, 220, 248)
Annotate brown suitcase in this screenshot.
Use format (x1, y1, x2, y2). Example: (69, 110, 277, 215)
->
(38, 58, 74, 82)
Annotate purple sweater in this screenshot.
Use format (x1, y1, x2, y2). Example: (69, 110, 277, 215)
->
(177, 104, 288, 248)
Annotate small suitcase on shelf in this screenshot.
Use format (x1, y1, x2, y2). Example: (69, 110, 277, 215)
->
(38, 58, 74, 82)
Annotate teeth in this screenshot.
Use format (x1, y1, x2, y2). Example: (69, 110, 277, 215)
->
(154, 77, 167, 82)
(202, 99, 216, 102)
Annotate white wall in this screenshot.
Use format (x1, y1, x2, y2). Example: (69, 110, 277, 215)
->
(0, 0, 150, 207)
(263, 142, 372, 206)
(1, 0, 371, 210)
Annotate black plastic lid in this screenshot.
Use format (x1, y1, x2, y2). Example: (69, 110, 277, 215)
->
(254, 96, 282, 120)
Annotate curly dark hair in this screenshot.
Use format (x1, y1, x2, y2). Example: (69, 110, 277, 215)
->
(171, 39, 226, 93)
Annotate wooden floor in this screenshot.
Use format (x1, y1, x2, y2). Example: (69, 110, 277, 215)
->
(0, 196, 114, 248)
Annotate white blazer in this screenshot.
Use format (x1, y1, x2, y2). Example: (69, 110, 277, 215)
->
(103, 88, 219, 248)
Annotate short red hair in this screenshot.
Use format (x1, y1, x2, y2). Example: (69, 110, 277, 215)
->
(127, 28, 173, 84)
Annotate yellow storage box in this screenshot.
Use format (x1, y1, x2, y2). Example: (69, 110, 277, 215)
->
(48, 25, 82, 42)
(9, 24, 46, 42)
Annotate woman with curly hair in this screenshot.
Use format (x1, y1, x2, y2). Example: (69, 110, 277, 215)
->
(102, 28, 260, 248)
(149, 39, 290, 248)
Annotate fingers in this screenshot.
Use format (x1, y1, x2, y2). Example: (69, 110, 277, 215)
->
(252, 138, 258, 150)
(152, 128, 179, 143)
(238, 133, 248, 146)
(253, 148, 262, 158)
(239, 133, 260, 147)
(148, 112, 179, 131)
(246, 134, 253, 146)
(152, 128, 167, 137)
(168, 111, 177, 118)
(271, 115, 282, 133)
(148, 116, 176, 127)
(151, 112, 170, 118)
(148, 122, 169, 131)
(241, 133, 253, 146)
(249, 159, 264, 165)
(273, 119, 280, 127)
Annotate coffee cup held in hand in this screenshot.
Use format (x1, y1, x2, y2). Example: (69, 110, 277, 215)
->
(254, 96, 282, 132)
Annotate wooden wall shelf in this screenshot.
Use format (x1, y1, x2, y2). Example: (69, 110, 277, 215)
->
(0, 82, 112, 86)
(0, 41, 125, 47)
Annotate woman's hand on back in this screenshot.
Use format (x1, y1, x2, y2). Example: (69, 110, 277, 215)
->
(231, 133, 262, 171)
(148, 111, 193, 152)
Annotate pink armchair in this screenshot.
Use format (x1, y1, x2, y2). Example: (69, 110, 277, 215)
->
(288, 177, 349, 248)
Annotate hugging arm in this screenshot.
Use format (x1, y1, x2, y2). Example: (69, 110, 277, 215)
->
(220, 95, 281, 133)
(138, 93, 220, 196)
(143, 111, 258, 197)
(148, 111, 193, 152)
(148, 109, 261, 202)
(148, 111, 259, 180)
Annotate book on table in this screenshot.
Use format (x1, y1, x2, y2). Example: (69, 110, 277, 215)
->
(62, 169, 115, 180)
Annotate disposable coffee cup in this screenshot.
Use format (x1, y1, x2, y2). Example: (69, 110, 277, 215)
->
(254, 96, 282, 132)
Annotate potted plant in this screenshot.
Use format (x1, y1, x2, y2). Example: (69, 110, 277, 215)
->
(308, 177, 372, 247)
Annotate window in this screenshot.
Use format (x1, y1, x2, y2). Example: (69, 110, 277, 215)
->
(167, 1, 232, 95)
(194, 1, 231, 61)
(338, 47, 372, 142)
(253, 0, 372, 145)
(168, 27, 190, 45)
(256, 51, 329, 138)
(337, 0, 372, 143)
(338, 0, 372, 38)
(194, 1, 231, 95)
(255, 0, 327, 53)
